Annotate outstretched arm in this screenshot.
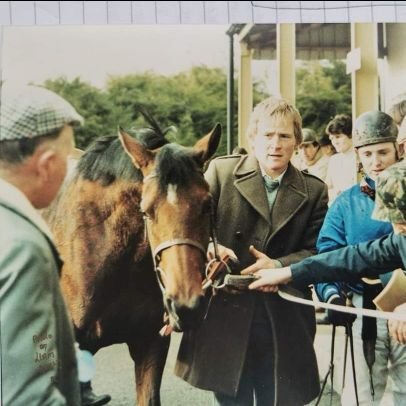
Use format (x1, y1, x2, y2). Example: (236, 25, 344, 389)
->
(292, 233, 404, 285)
(243, 233, 404, 290)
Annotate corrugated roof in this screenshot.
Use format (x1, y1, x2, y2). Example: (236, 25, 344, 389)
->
(233, 23, 351, 60)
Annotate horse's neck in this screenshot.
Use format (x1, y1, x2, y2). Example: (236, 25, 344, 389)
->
(52, 178, 146, 259)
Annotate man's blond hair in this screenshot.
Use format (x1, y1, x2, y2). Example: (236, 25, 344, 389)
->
(246, 96, 303, 144)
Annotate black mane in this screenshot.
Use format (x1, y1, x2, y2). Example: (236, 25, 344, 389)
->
(76, 128, 169, 186)
(76, 129, 200, 189)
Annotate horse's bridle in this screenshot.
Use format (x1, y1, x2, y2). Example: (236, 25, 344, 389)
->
(152, 238, 207, 293)
(142, 172, 223, 295)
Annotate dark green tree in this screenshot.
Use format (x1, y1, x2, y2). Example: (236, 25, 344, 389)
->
(106, 67, 228, 152)
(296, 61, 351, 137)
(44, 67, 268, 154)
(44, 77, 114, 149)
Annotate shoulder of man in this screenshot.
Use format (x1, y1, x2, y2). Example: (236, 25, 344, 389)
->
(300, 169, 327, 186)
(212, 153, 245, 162)
(0, 205, 54, 256)
(207, 154, 245, 170)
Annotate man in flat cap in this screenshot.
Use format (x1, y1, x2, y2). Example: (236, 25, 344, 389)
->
(388, 95, 406, 157)
(0, 86, 109, 405)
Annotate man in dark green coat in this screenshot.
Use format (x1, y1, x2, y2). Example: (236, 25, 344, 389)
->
(175, 97, 328, 405)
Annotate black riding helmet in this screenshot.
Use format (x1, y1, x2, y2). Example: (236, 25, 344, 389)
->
(353, 111, 398, 148)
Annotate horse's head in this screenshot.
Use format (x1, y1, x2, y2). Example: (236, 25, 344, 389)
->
(119, 124, 221, 331)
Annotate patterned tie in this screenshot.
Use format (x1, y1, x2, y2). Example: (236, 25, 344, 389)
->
(264, 176, 280, 193)
(360, 178, 375, 200)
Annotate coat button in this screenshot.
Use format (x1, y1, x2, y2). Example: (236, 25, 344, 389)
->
(235, 231, 242, 239)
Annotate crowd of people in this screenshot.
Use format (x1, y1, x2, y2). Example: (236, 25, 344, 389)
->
(240, 100, 406, 405)
(183, 95, 406, 406)
(1, 84, 405, 406)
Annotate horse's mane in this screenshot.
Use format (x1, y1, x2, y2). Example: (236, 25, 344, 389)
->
(76, 129, 200, 189)
(76, 128, 169, 186)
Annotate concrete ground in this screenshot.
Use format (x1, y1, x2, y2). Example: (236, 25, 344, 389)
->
(93, 326, 342, 406)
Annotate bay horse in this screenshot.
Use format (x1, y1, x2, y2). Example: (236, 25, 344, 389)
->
(45, 123, 221, 405)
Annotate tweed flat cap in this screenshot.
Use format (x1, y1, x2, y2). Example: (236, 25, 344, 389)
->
(0, 85, 83, 141)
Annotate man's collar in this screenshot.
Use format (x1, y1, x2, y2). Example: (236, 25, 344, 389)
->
(259, 165, 287, 183)
(0, 177, 54, 240)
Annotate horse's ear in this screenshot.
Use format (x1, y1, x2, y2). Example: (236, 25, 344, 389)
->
(193, 123, 222, 165)
(118, 128, 155, 174)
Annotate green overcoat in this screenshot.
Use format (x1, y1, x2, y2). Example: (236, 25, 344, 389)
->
(175, 155, 328, 406)
(0, 198, 80, 405)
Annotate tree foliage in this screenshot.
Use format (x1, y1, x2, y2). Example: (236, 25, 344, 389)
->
(43, 77, 113, 149)
(296, 61, 351, 136)
(43, 62, 349, 153)
(44, 67, 267, 155)
(106, 67, 230, 149)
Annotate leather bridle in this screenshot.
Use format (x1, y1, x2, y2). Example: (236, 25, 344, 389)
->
(142, 172, 223, 294)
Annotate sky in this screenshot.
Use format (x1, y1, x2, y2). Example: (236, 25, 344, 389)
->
(1, 25, 229, 89)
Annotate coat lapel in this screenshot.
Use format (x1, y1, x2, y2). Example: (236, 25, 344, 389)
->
(270, 164, 308, 238)
(234, 155, 271, 224)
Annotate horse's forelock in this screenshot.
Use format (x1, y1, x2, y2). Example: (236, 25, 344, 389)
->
(155, 144, 200, 191)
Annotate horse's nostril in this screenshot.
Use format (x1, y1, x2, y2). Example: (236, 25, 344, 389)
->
(168, 296, 208, 329)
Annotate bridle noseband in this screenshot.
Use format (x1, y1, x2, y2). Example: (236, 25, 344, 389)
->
(152, 238, 207, 293)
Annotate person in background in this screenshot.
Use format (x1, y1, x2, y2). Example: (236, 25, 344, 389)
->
(297, 128, 330, 181)
(388, 95, 406, 157)
(318, 132, 336, 157)
(314, 111, 405, 406)
(244, 160, 406, 346)
(324, 114, 358, 203)
(388, 94, 406, 127)
(0, 85, 110, 406)
(398, 119, 406, 156)
(175, 96, 328, 406)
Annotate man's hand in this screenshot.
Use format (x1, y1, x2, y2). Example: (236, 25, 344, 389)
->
(326, 296, 356, 326)
(389, 303, 406, 345)
(207, 242, 238, 262)
(240, 267, 292, 292)
(240, 246, 278, 275)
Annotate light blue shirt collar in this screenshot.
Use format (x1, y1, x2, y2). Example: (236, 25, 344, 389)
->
(259, 165, 287, 184)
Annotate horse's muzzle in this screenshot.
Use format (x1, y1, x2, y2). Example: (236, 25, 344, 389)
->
(165, 295, 208, 332)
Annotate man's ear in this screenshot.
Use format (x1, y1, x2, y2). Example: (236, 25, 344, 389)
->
(35, 149, 56, 182)
(399, 143, 405, 157)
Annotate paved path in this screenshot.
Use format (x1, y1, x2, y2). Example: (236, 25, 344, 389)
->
(93, 326, 343, 406)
